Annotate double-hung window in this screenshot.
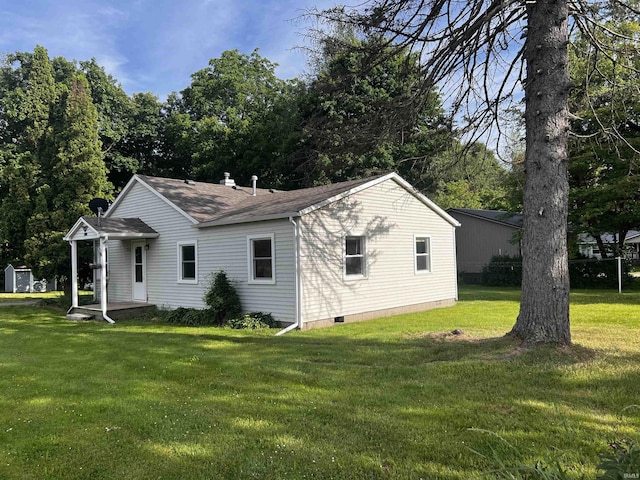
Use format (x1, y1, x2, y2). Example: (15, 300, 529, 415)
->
(248, 234, 275, 284)
(345, 235, 366, 278)
(177, 241, 198, 283)
(414, 236, 431, 273)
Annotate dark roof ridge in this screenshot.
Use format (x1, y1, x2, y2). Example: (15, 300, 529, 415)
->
(448, 207, 523, 228)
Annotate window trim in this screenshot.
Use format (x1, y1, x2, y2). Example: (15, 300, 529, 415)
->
(247, 233, 276, 285)
(177, 240, 198, 284)
(414, 234, 432, 274)
(344, 234, 367, 281)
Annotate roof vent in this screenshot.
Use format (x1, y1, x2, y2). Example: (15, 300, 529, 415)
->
(220, 172, 236, 187)
(251, 175, 258, 196)
(184, 179, 196, 186)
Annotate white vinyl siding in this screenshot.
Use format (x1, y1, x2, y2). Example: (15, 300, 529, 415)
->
(299, 178, 457, 323)
(107, 181, 295, 323)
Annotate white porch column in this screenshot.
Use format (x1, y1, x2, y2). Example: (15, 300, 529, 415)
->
(99, 237, 108, 317)
(70, 240, 79, 308)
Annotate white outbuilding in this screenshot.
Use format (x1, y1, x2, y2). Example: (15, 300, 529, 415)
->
(4, 264, 34, 293)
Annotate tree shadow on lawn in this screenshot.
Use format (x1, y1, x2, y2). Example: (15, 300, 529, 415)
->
(2, 312, 638, 479)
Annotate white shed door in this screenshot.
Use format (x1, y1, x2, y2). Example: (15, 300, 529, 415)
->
(131, 241, 147, 302)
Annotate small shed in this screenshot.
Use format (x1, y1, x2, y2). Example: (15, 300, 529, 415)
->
(4, 264, 34, 293)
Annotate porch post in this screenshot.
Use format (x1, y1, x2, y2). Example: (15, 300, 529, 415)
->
(70, 240, 79, 308)
(99, 236, 108, 318)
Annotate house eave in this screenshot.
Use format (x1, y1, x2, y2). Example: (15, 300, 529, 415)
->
(448, 209, 521, 230)
(195, 212, 301, 228)
(103, 232, 160, 240)
(63, 217, 101, 241)
(106, 174, 199, 225)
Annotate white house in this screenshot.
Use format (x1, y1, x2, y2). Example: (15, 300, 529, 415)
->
(577, 231, 640, 261)
(64, 172, 460, 330)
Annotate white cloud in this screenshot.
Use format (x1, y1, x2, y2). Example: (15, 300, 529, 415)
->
(0, 0, 342, 96)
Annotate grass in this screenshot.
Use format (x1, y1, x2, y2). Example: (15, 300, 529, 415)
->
(0, 291, 65, 303)
(0, 286, 639, 479)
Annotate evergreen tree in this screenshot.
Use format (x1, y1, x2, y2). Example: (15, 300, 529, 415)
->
(0, 46, 56, 265)
(25, 74, 112, 279)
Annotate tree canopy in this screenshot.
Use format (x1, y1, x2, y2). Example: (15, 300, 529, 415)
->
(568, 1, 640, 255)
(2, 20, 636, 295)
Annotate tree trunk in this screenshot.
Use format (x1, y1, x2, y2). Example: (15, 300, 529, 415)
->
(594, 233, 608, 259)
(510, 0, 571, 345)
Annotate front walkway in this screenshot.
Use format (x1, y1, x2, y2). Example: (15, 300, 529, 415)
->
(0, 300, 39, 307)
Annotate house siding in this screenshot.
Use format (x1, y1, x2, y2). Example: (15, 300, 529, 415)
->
(107, 182, 296, 322)
(4, 265, 14, 293)
(449, 212, 521, 273)
(298, 178, 457, 326)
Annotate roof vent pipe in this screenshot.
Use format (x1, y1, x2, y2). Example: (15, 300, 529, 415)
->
(251, 175, 258, 196)
(219, 172, 236, 187)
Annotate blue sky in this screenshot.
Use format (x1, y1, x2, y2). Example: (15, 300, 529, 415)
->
(0, 0, 338, 99)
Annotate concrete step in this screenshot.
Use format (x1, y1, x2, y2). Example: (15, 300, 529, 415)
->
(66, 313, 94, 321)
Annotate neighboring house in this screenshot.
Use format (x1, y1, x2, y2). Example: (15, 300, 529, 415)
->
(447, 208, 523, 277)
(577, 231, 640, 260)
(4, 264, 33, 293)
(64, 172, 461, 330)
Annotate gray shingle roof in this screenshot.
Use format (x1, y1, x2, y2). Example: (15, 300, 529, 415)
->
(82, 216, 158, 236)
(578, 230, 640, 244)
(448, 208, 523, 228)
(136, 174, 386, 226)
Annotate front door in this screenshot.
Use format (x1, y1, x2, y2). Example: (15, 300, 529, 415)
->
(131, 241, 147, 302)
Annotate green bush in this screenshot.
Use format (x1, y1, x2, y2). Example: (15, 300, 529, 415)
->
(203, 271, 242, 325)
(569, 255, 633, 289)
(164, 307, 215, 326)
(227, 312, 277, 330)
(482, 255, 522, 286)
(481, 254, 634, 289)
(597, 439, 640, 479)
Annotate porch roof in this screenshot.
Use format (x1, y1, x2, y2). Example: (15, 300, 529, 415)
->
(64, 216, 159, 241)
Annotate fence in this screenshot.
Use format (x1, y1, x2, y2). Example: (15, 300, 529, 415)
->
(467, 256, 632, 292)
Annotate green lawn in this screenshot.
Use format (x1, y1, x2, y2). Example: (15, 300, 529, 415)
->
(0, 291, 65, 303)
(0, 286, 639, 479)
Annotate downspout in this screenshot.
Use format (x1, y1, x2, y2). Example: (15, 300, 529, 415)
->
(67, 239, 79, 314)
(99, 236, 115, 324)
(276, 216, 301, 336)
(453, 227, 459, 301)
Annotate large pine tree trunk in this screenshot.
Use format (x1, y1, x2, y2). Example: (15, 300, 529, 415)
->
(510, 0, 571, 344)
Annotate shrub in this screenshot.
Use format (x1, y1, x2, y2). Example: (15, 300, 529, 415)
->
(597, 439, 640, 479)
(203, 271, 242, 325)
(227, 312, 277, 330)
(481, 254, 634, 289)
(482, 255, 522, 286)
(569, 255, 633, 289)
(164, 307, 215, 326)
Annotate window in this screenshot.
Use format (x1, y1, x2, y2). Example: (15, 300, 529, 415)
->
(248, 234, 275, 284)
(177, 241, 197, 283)
(415, 236, 431, 273)
(134, 246, 143, 282)
(345, 235, 366, 278)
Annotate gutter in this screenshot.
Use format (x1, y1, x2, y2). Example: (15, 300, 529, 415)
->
(195, 211, 301, 229)
(276, 216, 302, 336)
(99, 236, 115, 324)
